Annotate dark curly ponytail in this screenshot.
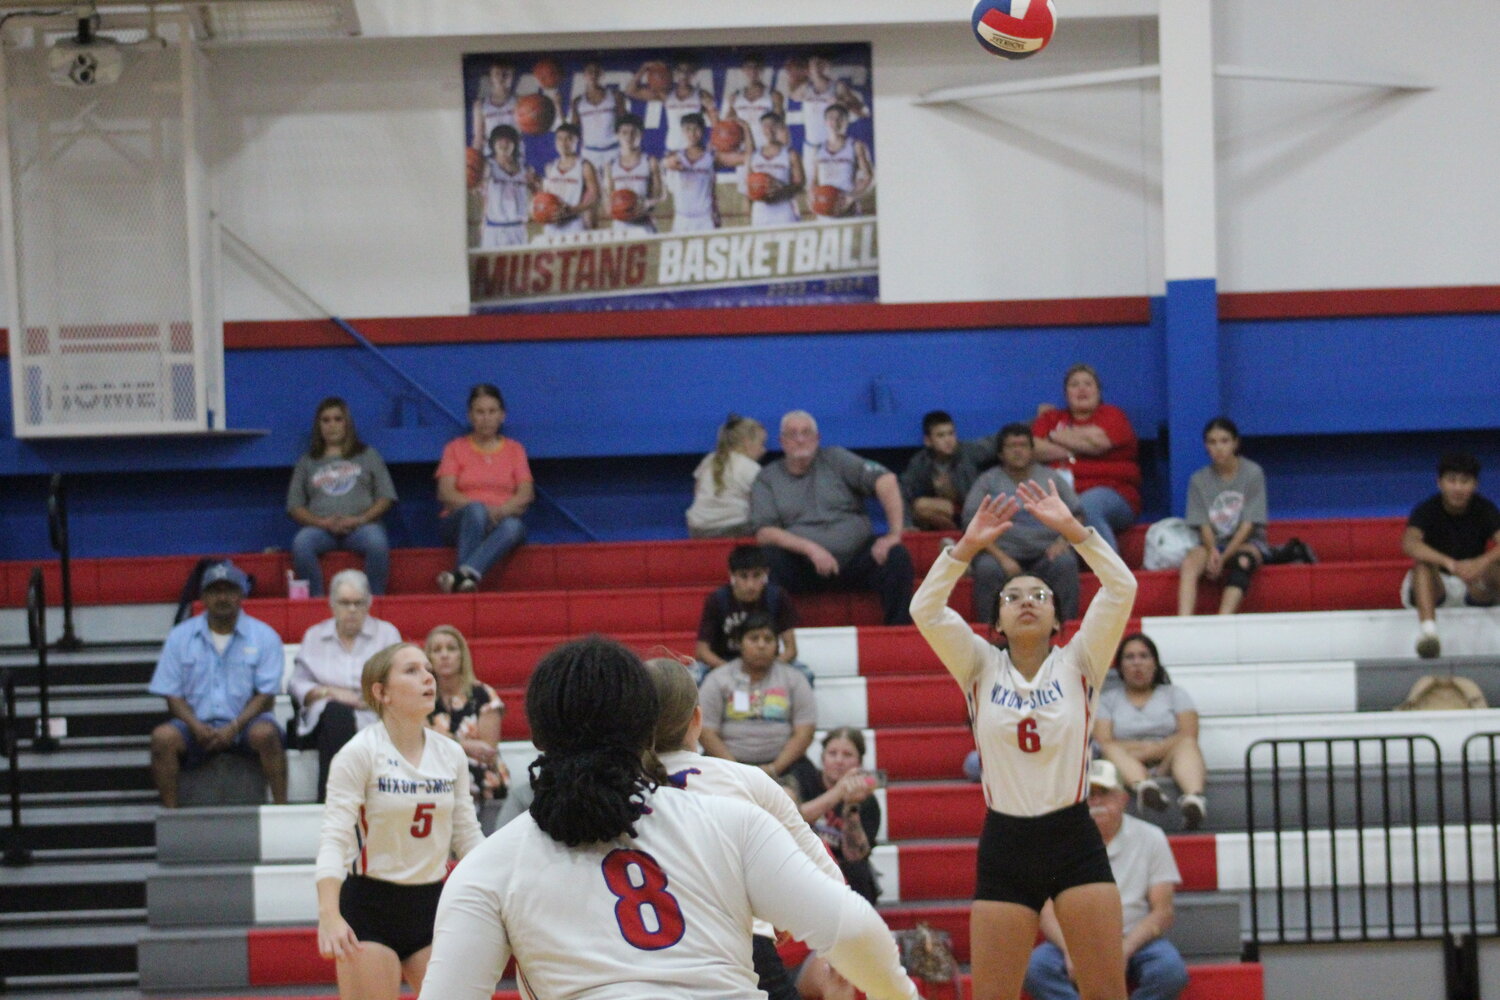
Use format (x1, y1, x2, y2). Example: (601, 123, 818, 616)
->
(526, 636, 663, 846)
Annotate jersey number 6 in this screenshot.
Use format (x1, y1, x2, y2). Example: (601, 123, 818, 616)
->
(1017, 717, 1041, 753)
(601, 849, 686, 951)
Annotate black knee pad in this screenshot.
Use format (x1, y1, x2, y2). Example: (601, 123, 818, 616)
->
(1226, 552, 1256, 591)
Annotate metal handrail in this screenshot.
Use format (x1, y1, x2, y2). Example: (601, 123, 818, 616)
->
(1, 671, 30, 867)
(1245, 734, 1448, 956)
(218, 224, 597, 541)
(25, 570, 58, 754)
(46, 474, 81, 650)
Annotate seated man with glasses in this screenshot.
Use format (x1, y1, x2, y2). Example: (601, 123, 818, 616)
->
(962, 423, 1086, 624)
(750, 409, 914, 626)
(288, 568, 400, 801)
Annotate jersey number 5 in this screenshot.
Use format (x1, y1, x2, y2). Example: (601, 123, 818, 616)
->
(410, 802, 436, 838)
(1017, 717, 1041, 753)
(601, 849, 686, 951)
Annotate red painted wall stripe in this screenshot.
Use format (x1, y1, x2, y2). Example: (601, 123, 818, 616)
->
(2, 286, 1494, 358)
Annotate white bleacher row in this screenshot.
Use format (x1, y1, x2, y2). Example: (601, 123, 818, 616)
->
(167, 816, 1500, 922)
(1145, 607, 1500, 665)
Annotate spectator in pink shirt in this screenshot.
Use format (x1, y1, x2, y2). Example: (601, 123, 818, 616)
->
(434, 384, 533, 592)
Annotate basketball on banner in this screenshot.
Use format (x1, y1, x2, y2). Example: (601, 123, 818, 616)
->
(610, 188, 640, 222)
(971, 0, 1057, 60)
(516, 93, 555, 134)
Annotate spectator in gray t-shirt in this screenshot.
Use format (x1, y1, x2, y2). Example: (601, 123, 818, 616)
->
(749, 410, 914, 625)
(697, 613, 820, 790)
(286, 398, 398, 596)
(1178, 416, 1269, 616)
(962, 423, 1085, 623)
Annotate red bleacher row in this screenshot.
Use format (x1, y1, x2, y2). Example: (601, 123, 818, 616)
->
(240, 923, 1262, 1000)
(2, 517, 1407, 608)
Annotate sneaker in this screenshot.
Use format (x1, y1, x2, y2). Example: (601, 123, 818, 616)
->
(1416, 632, 1441, 659)
(455, 568, 479, 593)
(1180, 793, 1207, 831)
(1288, 538, 1317, 564)
(436, 571, 456, 594)
(1135, 778, 1167, 812)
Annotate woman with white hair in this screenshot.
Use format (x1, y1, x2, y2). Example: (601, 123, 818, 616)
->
(289, 568, 401, 801)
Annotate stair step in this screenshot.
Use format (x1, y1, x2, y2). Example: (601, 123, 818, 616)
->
(0, 920, 141, 976)
(0, 859, 152, 914)
(0, 906, 146, 927)
(0, 970, 140, 994)
(30, 845, 157, 863)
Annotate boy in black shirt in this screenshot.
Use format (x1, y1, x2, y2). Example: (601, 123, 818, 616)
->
(694, 544, 810, 683)
(1402, 452, 1500, 658)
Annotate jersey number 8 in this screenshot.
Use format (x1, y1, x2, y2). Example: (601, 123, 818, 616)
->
(601, 849, 686, 951)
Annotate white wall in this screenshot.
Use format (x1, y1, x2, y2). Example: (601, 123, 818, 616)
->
(8, 2, 1499, 324)
(1214, 0, 1500, 293)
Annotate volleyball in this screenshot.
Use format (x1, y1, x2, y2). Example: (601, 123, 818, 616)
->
(746, 171, 775, 202)
(811, 185, 842, 217)
(710, 119, 744, 153)
(609, 188, 640, 222)
(971, 0, 1057, 60)
(516, 93, 556, 135)
(530, 191, 564, 224)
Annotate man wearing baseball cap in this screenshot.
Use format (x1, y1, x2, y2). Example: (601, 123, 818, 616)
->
(1024, 759, 1188, 1000)
(148, 561, 288, 807)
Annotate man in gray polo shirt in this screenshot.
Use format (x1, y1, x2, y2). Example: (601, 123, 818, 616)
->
(1025, 760, 1188, 1000)
(750, 410, 914, 626)
(963, 422, 1085, 624)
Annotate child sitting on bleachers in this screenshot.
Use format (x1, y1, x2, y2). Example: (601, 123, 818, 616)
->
(685, 414, 767, 538)
(694, 543, 812, 685)
(1401, 451, 1500, 658)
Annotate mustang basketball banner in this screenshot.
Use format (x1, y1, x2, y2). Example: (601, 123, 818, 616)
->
(463, 42, 877, 313)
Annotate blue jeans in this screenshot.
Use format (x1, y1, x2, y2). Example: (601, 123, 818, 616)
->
(1079, 486, 1135, 554)
(291, 523, 390, 596)
(440, 502, 526, 580)
(1025, 938, 1188, 1000)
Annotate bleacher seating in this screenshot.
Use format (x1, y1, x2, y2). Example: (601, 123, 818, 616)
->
(24, 515, 1494, 997)
(1, 516, 1409, 608)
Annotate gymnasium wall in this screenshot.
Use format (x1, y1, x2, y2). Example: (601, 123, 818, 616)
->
(1, 2, 1498, 561)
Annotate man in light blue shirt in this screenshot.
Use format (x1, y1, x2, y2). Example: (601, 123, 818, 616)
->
(148, 562, 287, 807)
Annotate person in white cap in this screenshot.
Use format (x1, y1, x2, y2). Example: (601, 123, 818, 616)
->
(148, 561, 287, 807)
(1024, 759, 1187, 1000)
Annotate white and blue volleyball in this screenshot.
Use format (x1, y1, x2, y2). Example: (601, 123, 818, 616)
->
(971, 0, 1058, 60)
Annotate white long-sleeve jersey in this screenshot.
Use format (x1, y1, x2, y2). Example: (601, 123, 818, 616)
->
(420, 786, 918, 1000)
(911, 528, 1137, 817)
(658, 747, 844, 937)
(315, 723, 484, 884)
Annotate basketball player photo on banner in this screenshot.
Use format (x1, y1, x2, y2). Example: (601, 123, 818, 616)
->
(463, 43, 878, 314)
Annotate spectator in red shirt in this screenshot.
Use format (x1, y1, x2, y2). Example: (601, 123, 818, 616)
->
(434, 384, 533, 592)
(1031, 364, 1141, 553)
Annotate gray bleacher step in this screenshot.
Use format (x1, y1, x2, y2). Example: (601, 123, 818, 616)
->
(1146, 762, 1470, 834)
(0, 603, 179, 647)
(13, 695, 164, 738)
(0, 858, 153, 915)
(0, 920, 141, 977)
(20, 801, 159, 851)
(0, 906, 146, 927)
(31, 845, 158, 863)
(16, 745, 152, 794)
(24, 787, 160, 806)
(0, 642, 160, 669)
(0, 971, 140, 996)
(1356, 655, 1500, 710)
